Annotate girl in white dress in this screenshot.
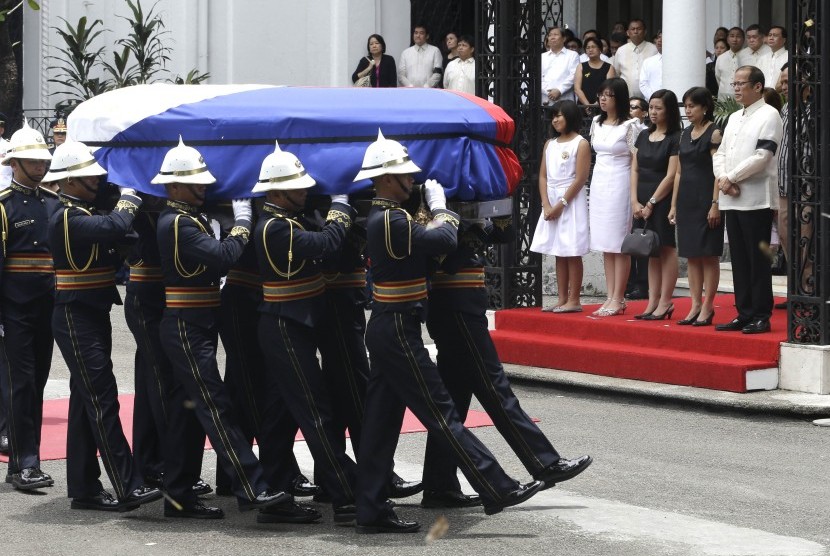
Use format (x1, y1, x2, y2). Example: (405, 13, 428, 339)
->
(588, 77, 640, 316)
(531, 100, 591, 312)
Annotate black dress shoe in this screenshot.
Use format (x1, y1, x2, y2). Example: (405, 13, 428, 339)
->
(389, 476, 424, 499)
(333, 503, 357, 524)
(192, 478, 213, 496)
(289, 474, 321, 498)
(420, 490, 482, 508)
(10, 467, 54, 490)
(238, 489, 291, 512)
(742, 319, 771, 334)
(715, 317, 750, 332)
(0, 432, 9, 455)
(71, 490, 137, 512)
(356, 512, 420, 534)
(483, 480, 545, 515)
(257, 500, 322, 524)
(122, 485, 163, 508)
(165, 501, 225, 519)
(535, 455, 593, 490)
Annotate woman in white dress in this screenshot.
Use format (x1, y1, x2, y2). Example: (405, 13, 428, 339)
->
(588, 77, 640, 316)
(531, 100, 591, 312)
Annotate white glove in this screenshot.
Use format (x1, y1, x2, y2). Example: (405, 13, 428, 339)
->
(330, 194, 349, 206)
(119, 187, 137, 196)
(231, 198, 253, 223)
(424, 179, 447, 211)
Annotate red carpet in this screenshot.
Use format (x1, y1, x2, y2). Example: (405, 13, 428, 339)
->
(491, 294, 785, 393)
(0, 395, 497, 463)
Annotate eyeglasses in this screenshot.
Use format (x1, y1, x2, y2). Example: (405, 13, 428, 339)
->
(629, 104, 642, 110)
(730, 81, 751, 88)
(599, 92, 615, 98)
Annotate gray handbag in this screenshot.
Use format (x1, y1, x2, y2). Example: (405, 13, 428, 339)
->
(621, 218, 661, 257)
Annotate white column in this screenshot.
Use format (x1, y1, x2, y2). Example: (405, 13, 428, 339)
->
(662, 0, 706, 99)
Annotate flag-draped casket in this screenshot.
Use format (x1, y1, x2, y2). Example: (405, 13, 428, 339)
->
(68, 84, 522, 201)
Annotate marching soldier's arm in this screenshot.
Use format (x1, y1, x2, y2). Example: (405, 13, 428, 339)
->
(176, 216, 249, 275)
(408, 208, 459, 256)
(64, 193, 143, 242)
(284, 201, 355, 262)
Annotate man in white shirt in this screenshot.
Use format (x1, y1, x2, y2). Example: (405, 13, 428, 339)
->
(713, 66, 783, 334)
(715, 27, 745, 100)
(541, 27, 580, 106)
(443, 35, 475, 94)
(612, 19, 658, 98)
(759, 26, 788, 90)
(638, 32, 662, 101)
(738, 24, 771, 68)
(398, 24, 443, 88)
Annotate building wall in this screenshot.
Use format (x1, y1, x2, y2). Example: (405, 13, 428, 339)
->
(24, 0, 410, 113)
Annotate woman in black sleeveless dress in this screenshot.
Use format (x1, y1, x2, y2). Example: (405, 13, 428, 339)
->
(630, 89, 681, 321)
(669, 87, 723, 326)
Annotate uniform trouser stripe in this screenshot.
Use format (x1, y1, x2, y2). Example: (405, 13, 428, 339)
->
(175, 318, 257, 501)
(328, 299, 365, 426)
(392, 313, 501, 500)
(128, 295, 169, 424)
(62, 304, 127, 499)
(276, 318, 354, 500)
(453, 312, 546, 469)
(228, 303, 261, 429)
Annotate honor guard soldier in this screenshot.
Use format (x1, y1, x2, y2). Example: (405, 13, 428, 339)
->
(354, 131, 544, 534)
(123, 196, 212, 499)
(154, 138, 302, 521)
(421, 217, 592, 507)
(253, 142, 359, 524)
(44, 141, 162, 511)
(317, 217, 423, 500)
(217, 236, 317, 505)
(0, 121, 58, 490)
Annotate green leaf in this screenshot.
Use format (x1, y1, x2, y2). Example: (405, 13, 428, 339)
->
(27, 0, 40, 10)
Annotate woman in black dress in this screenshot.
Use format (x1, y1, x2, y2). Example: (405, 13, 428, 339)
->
(668, 87, 723, 326)
(630, 89, 681, 320)
(352, 34, 397, 88)
(574, 37, 615, 107)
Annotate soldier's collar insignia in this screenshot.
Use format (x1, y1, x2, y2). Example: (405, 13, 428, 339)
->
(371, 198, 400, 209)
(263, 203, 292, 218)
(166, 199, 200, 214)
(10, 181, 37, 196)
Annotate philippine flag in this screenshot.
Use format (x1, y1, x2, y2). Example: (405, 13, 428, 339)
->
(68, 84, 522, 201)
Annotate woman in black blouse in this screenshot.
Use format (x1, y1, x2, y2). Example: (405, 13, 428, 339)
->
(352, 34, 397, 88)
(574, 37, 615, 106)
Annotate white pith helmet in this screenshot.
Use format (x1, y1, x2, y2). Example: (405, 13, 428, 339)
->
(41, 140, 107, 183)
(2, 118, 52, 165)
(150, 136, 216, 185)
(353, 129, 421, 181)
(252, 141, 316, 193)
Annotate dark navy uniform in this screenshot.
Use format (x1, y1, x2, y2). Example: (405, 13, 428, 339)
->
(48, 191, 144, 501)
(217, 240, 302, 493)
(356, 200, 519, 524)
(124, 210, 206, 497)
(0, 182, 59, 477)
(157, 200, 270, 506)
(422, 218, 560, 492)
(317, 225, 370, 454)
(254, 201, 358, 509)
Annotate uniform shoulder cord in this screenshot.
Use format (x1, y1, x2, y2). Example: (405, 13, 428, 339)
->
(0, 201, 7, 257)
(173, 213, 207, 278)
(384, 207, 411, 260)
(64, 206, 98, 272)
(262, 215, 305, 279)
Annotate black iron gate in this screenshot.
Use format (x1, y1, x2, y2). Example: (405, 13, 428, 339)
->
(788, 2, 827, 344)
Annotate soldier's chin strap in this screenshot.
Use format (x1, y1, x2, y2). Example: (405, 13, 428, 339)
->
(394, 175, 412, 197)
(282, 191, 305, 212)
(16, 163, 42, 186)
(185, 184, 206, 203)
(69, 176, 99, 196)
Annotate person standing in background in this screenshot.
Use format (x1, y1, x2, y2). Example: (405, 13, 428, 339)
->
(352, 34, 398, 88)
(443, 35, 476, 95)
(398, 23, 443, 88)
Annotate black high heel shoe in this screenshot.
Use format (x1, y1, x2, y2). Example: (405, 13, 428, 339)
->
(634, 309, 656, 320)
(642, 303, 674, 321)
(692, 311, 714, 326)
(677, 311, 700, 326)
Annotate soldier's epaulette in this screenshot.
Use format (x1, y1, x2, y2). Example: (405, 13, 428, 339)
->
(326, 208, 353, 229)
(38, 186, 59, 199)
(0, 189, 12, 202)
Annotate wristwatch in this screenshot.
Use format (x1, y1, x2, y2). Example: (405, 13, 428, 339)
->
(648, 197, 658, 206)
(559, 197, 568, 207)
